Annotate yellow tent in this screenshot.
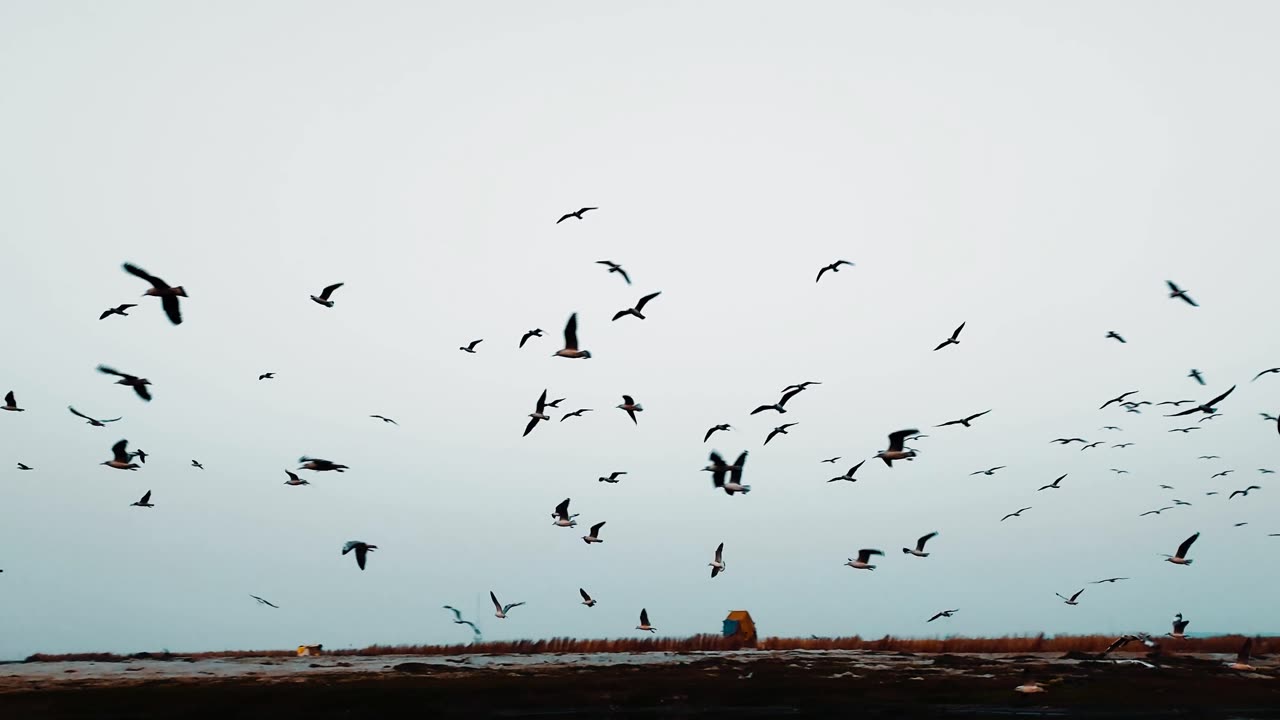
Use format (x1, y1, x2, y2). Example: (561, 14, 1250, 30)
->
(723, 610, 757, 646)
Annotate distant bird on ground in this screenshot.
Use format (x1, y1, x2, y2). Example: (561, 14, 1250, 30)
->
(524, 389, 551, 437)
(782, 381, 822, 393)
(751, 387, 803, 415)
(1169, 427, 1200, 433)
(1166, 280, 1198, 307)
(130, 490, 154, 508)
(1015, 669, 1047, 694)
(1100, 391, 1140, 410)
(1211, 470, 1234, 479)
(190, 460, 203, 470)
(560, 408, 592, 421)
(970, 466, 1005, 476)
(636, 608, 656, 633)
(309, 282, 344, 308)
(1052, 438, 1087, 445)
(1167, 613, 1189, 639)
(1113, 443, 1134, 449)
(598, 472, 626, 484)
(459, 339, 483, 353)
(704, 424, 731, 442)
(299, 457, 348, 472)
(2, 391, 23, 412)
(937, 409, 992, 428)
(16, 463, 32, 470)
(1163, 532, 1199, 565)
(553, 313, 592, 359)
(764, 423, 798, 445)
(1252, 368, 1280, 382)
(123, 263, 186, 324)
(518, 329, 543, 348)
(1140, 507, 1174, 516)
(1166, 386, 1236, 417)
(552, 498, 578, 527)
(1081, 442, 1103, 450)
(1230, 486, 1261, 499)
(933, 322, 966, 351)
(815, 260, 854, 283)
(97, 365, 152, 401)
(903, 531, 938, 557)
(1188, 369, 1205, 385)
(612, 291, 662, 321)
(250, 595, 279, 609)
(490, 591, 525, 618)
(67, 406, 120, 426)
(1106, 331, 1127, 343)
(595, 260, 630, 284)
(557, 207, 597, 223)
(582, 521, 606, 544)
(821, 456, 841, 464)
(1001, 507, 1031, 522)
(928, 609, 959, 622)
(1228, 638, 1256, 671)
(1038, 474, 1066, 491)
(705, 451, 750, 495)
(876, 429, 919, 467)
(99, 303, 137, 320)
(283, 470, 309, 486)
(709, 542, 726, 577)
(1090, 577, 1128, 584)
(828, 460, 866, 483)
(131, 449, 147, 464)
(617, 395, 643, 424)
(1056, 589, 1084, 606)
(102, 439, 139, 470)
(844, 548, 883, 570)
(579, 589, 597, 607)
(370, 415, 397, 424)
(258, 372, 275, 380)
(342, 541, 375, 570)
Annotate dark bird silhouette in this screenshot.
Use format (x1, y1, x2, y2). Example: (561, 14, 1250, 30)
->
(1056, 589, 1085, 605)
(971, 466, 1006, 476)
(1211, 470, 1234, 479)
(519, 329, 543, 348)
(876, 429, 919, 467)
(617, 395, 643, 424)
(598, 472, 626, 484)
(1158, 400, 1194, 407)
(1051, 438, 1088, 445)
(612, 291, 662, 321)
(557, 207, 597, 223)
(1105, 331, 1126, 343)
(782, 381, 822, 393)
(1113, 443, 1134, 449)
(937, 409, 992, 428)
(595, 260, 630, 284)
(1188, 369, 1205, 385)
(764, 423, 798, 446)
(1169, 427, 1200, 433)
(560, 408, 592, 421)
(1199, 455, 1220, 460)
(123, 263, 185, 324)
(928, 609, 959, 622)
(258, 372, 275, 380)
(99, 303, 137, 320)
(1100, 391, 1140, 410)
(1166, 386, 1235, 417)
(342, 541, 376, 570)
(933, 322, 966, 351)
(704, 424, 731, 442)
(582, 521, 606, 544)
(250, 595, 279, 609)
(1229, 486, 1261, 499)
(190, 460, 203, 470)
(821, 457, 841, 464)
(97, 365, 152, 401)
(132, 449, 148, 464)
(523, 389, 550, 437)
(704, 451, 750, 495)
(16, 463, 32, 470)
(310, 282, 344, 308)
(370, 415, 397, 424)
(1139, 507, 1174, 517)
(1166, 280, 1198, 307)
(1252, 367, 1280, 382)
(68, 406, 121, 426)
(578, 589, 597, 608)
(1001, 507, 1031, 522)
(283, 470, 309, 486)
(1090, 577, 1128, 584)
(553, 313, 592, 359)
(1081, 442, 1103, 450)
(2, 391, 24, 412)
(130, 490, 153, 508)
(828, 460, 865, 483)
(903, 531, 938, 557)
(1038, 474, 1066, 491)
(459, 339, 483, 353)
(299, 457, 348, 472)
(751, 387, 803, 415)
(1112, 469, 1130, 474)
(815, 260, 854, 283)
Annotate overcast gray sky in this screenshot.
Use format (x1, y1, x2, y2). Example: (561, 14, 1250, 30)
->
(2, 1, 1278, 659)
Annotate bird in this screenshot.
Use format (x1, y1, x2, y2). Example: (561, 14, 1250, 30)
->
(1166, 280, 1198, 307)
(782, 381, 822, 393)
(821, 456, 841, 464)
(98, 303, 137, 320)
(560, 408, 592, 421)
(459, 339, 483, 353)
(1038, 474, 1066, 491)
(1102, 634, 1143, 654)
(490, 591, 525, 619)
(97, 365, 152, 401)
(1205, 491, 1219, 496)
(524, 389, 551, 437)
(933, 322, 966, 351)
(1260, 469, 1275, 474)
(704, 424, 731, 442)
(1172, 499, 1192, 506)
(1014, 669, 1047, 694)
(130, 490, 154, 508)
(1199, 455, 1221, 460)
(937, 410, 992, 428)
(1230, 638, 1255, 671)
(1163, 532, 1199, 565)
(557, 207, 597, 223)
(1001, 507, 1031, 522)
(579, 589, 597, 607)
(876, 429, 919, 467)
(552, 498, 578, 527)
(101, 439, 139, 470)
(1105, 331, 1126, 343)
(595, 260, 630, 284)
(1165, 386, 1236, 416)
(617, 395, 643, 424)
(1101, 426, 1123, 431)
(67, 406, 121, 426)
(1252, 368, 1280, 382)
(636, 608, 656, 633)
(553, 313, 592, 359)
(1198, 413, 1221, 423)
(828, 460, 866, 483)
(970, 466, 1005, 476)
(1167, 613, 1189, 639)
(611, 291, 662, 321)
(1112, 469, 1131, 475)
(1055, 589, 1084, 606)
(190, 460, 203, 470)
(815, 260, 854, 283)
(1268, 413, 1280, 422)
(844, 549, 883, 570)
(1140, 507, 1174, 516)
(341, 541, 376, 570)
(750, 387, 804, 415)
(1100, 391, 1140, 410)
(249, 595, 279, 609)
(1234, 522, 1249, 528)
(518, 329, 543, 348)
(1090, 577, 1128, 584)
(1230, 486, 1261, 499)
(705, 451, 750, 495)
(582, 521, 606, 544)
(709, 542, 726, 577)
(763, 423, 798, 445)
(298, 457, 348, 472)
(903, 531, 938, 557)
(1113, 443, 1134, 449)
(1211, 470, 1234, 479)
(283, 470, 310, 486)
(443, 606, 481, 637)
(1158, 400, 1194, 407)
(545, 397, 567, 409)
(597, 472, 627, 485)
(370, 415, 397, 424)
(1, 391, 24, 412)
(927, 609, 959, 622)
(1188, 369, 1205, 385)
(1081, 442, 1104, 450)
(131, 449, 148, 464)
(309, 282, 344, 308)
(16, 463, 32, 471)
(123, 263, 186, 324)
(1169, 427, 1200, 433)
(1051, 438, 1088, 445)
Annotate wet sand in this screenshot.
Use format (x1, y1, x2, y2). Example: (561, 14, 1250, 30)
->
(2, 649, 1276, 718)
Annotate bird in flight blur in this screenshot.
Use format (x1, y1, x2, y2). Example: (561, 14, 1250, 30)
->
(370, 415, 397, 424)
(828, 460, 865, 483)
(101, 439, 139, 471)
(1105, 331, 1126, 343)
(636, 608, 656, 633)
(1163, 532, 1199, 565)
(283, 470, 309, 486)
(1165, 386, 1236, 417)
(553, 313, 592, 359)
(16, 463, 33, 470)
(97, 365, 152, 401)
(258, 372, 275, 380)
(524, 389, 551, 437)
(751, 387, 804, 415)
(310, 282, 344, 308)
(1037, 474, 1066, 491)
(1229, 486, 1261, 499)
(68, 406, 120, 426)
(764, 423, 798, 445)
(1252, 367, 1280, 382)
(709, 542, 726, 577)
(704, 424, 731, 442)
(598, 472, 626, 484)
(595, 260, 630, 284)
(560, 408, 592, 421)
(1001, 507, 1031, 522)
(582, 521, 606, 544)
(1056, 589, 1084, 606)
(342, 541, 376, 570)
(971, 466, 1005, 476)
(845, 548, 883, 570)
(705, 451, 750, 495)
(190, 460, 203, 470)
(1166, 280, 1198, 307)
(250, 594, 279, 609)
(876, 429, 919, 467)
(928, 609, 959, 622)
(1090, 577, 1128, 584)
(617, 395, 643, 424)
(1, 391, 24, 412)
(299, 457, 348, 472)
(933, 322, 966, 351)
(556, 206, 597, 223)
(937, 410, 992, 429)
(123, 263, 186, 325)
(903, 531, 938, 557)
(815, 260, 854, 282)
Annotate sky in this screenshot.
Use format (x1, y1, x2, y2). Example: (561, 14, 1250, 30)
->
(1, 1, 1278, 659)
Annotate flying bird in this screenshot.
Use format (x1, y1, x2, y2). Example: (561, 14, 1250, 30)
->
(518, 329, 543, 348)
(1055, 589, 1084, 606)
(828, 460, 866, 483)
(595, 260, 630, 284)
(636, 608, 656, 633)
(1105, 331, 1126, 343)
(1169, 427, 1200, 433)
(782, 381, 822, 393)
(704, 424, 731, 442)
(310, 282, 344, 308)
(704, 451, 750, 495)
(1101, 426, 1123, 431)
(876, 429, 919, 467)
(582, 521, 606, 544)
(1199, 455, 1220, 460)
(283, 470, 309, 486)
(342, 541, 376, 570)
(1229, 486, 1261, 499)
(131, 449, 147, 464)
(553, 313, 592, 359)
(1081, 442, 1103, 450)
(579, 589, 596, 607)
(130, 490, 154, 508)
(933, 322, 966, 351)
(0, 391, 23, 412)
(1165, 386, 1236, 416)
(1001, 507, 1031, 522)
(250, 595, 279, 609)
(1163, 532, 1199, 565)
(1113, 443, 1134, 449)
(937, 410, 992, 428)
(750, 387, 804, 415)
(1038, 474, 1066, 491)
(190, 460, 203, 470)
(98, 303, 137, 320)
(844, 548, 883, 570)
(617, 395, 643, 424)
(1172, 499, 1192, 506)
(815, 260, 854, 283)
(1090, 577, 1128, 584)
(524, 389, 551, 437)
(552, 498, 578, 527)
(1140, 507, 1175, 516)
(598, 471, 626, 484)
(258, 372, 275, 380)
(97, 365, 152, 401)
(970, 466, 1005, 476)
(443, 606, 481, 637)
(1100, 391, 1140, 410)
(612, 291, 662, 321)
(1188, 369, 1205, 385)
(1158, 400, 1194, 407)
(1165, 280, 1198, 307)
(557, 207, 597, 223)
(903, 531, 938, 557)
(927, 609, 959, 622)
(490, 591, 525, 618)
(1230, 638, 1255, 671)
(1211, 470, 1234, 479)
(1252, 368, 1280, 382)
(821, 457, 841, 464)
(560, 408, 592, 421)
(1111, 469, 1130, 474)
(67, 406, 121, 426)
(1167, 613, 1189, 639)
(123, 263, 186, 324)
(16, 463, 32, 470)
(1051, 438, 1087, 445)
(370, 415, 397, 424)
(101, 439, 139, 470)
(763, 423, 798, 446)
(1260, 469, 1275, 474)
(299, 457, 348, 472)
(459, 339, 483, 353)
(709, 542, 726, 577)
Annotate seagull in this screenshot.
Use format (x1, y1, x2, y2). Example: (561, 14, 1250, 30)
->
(518, 329, 543, 348)
(560, 408, 592, 421)
(490, 591, 525, 618)
(1162, 532, 1199, 565)
(704, 424, 731, 442)
(582, 521, 606, 544)
(524, 389, 551, 437)
(844, 548, 883, 570)
(1102, 635, 1143, 654)
(763, 423, 798, 445)
(131, 449, 148, 464)
(1188, 369, 1205, 385)
(1252, 368, 1280, 382)
(99, 303, 137, 320)
(552, 498, 578, 527)
(933, 322, 966, 351)
(1001, 507, 1031, 522)
(1199, 455, 1220, 460)
(1158, 400, 1195, 407)
(1169, 427, 1200, 433)
(130, 490, 154, 508)
(1140, 507, 1174, 516)
(341, 541, 376, 570)
(1230, 638, 1255, 671)
(598, 472, 627, 484)
(310, 282, 344, 307)
(1166, 280, 1198, 307)
(709, 542, 726, 577)
(876, 429, 919, 467)
(1106, 331, 1126, 343)
(1111, 469, 1130, 474)
(1100, 391, 1140, 410)
(123, 263, 186, 324)
(970, 466, 1005, 476)
(636, 608, 656, 633)
(443, 606, 481, 637)
(821, 456, 841, 464)
(557, 206, 597, 223)
(595, 260, 630, 284)
(903, 531, 938, 557)
(0, 391, 23, 412)
(1051, 438, 1088, 445)
(1229, 486, 1261, 499)
(750, 387, 804, 415)
(579, 589, 597, 607)
(1172, 499, 1192, 506)
(459, 339, 483, 353)
(1211, 470, 1234, 479)
(705, 451, 750, 495)
(1167, 613, 1189, 639)
(370, 415, 397, 424)
(612, 291, 662, 321)
(782, 381, 822, 393)
(299, 457, 348, 472)
(828, 460, 866, 483)
(617, 395, 643, 424)
(1101, 426, 1123, 431)
(97, 365, 152, 401)
(1055, 589, 1084, 606)
(927, 609, 959, 622)
(1090, 577, 1128, 584)
(937, 410, 992, 428)
(1165, 386, 1236, 416)
(191, 460, 203, 470)
(1234, 522, 1249, 527)
(1081, 442, 1104, 450)
(1198, 414, 1221, 423)
(1265, 413, 1279, 422)
(67, 406, 121, 427)
(1125, 406, 1143, 414)
(553, 313, 592, 359)
(283, 470, 310, 486)
(249, 594, 279, 609)
(1038, 474, 1066, 491)
(258, 372, 275, 380)
(815, 260, 854, 283)
(1113, 443, 1134, 449)
(1260, 469, 1275, 474)
(16, 463, 32, 470)
(101, 439, 139, 470)
(1205, 491, 1219, 496)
